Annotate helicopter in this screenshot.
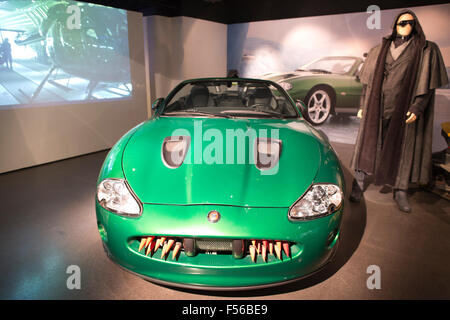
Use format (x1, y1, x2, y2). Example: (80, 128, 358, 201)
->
(0, 0, 131, 102)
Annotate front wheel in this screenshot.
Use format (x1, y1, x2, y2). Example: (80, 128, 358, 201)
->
(304, 88, 333, 125)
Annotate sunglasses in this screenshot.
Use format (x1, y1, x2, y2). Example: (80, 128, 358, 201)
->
(397, 20, 414, 27)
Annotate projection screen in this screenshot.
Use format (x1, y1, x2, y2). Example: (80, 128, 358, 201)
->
(0, 0, 148, 173)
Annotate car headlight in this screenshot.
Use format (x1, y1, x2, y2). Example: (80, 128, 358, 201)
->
(97, 178, 142, 216)
(289, 184, 343, 220)
(279, 82, 292, 91)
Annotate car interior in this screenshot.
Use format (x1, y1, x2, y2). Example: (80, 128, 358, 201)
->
(164, 82, 297, 117)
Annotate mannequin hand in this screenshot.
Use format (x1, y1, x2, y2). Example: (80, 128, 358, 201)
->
(357, 109, 363, 119)
(406, 111, 417, 124)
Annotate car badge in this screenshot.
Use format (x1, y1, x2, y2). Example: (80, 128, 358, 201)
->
(207, 210, 220, 223)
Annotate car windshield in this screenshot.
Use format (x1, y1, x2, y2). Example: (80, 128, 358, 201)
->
(161, 80, 299, 118)
(299, 57, 356, 75)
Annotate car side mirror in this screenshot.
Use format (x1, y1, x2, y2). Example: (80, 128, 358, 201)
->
(355, 61, 364, 82)
(295, 99, 307, 118)
(152, 98, 164, 111)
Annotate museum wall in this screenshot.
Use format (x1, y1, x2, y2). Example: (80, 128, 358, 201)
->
(144, 15, 228, 109)
(228, 3, 450, 152)
(1, 3, 447, 174)
(228, 4, 450, 79)
(0, 9, 148, 174)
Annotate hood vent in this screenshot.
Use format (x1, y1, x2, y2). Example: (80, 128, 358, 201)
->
(161, 136, 190, 168)
(254, 138, 282, 170)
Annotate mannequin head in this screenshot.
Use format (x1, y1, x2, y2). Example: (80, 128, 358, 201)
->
(396, 13, 415, 37)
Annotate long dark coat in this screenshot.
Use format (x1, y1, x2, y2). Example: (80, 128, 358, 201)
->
(350, 12, 448, 189)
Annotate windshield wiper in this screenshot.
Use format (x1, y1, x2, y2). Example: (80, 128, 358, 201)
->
(221, 110, 285, 118)
(307, 69, 332, 74)
(162, 109, 233, 118)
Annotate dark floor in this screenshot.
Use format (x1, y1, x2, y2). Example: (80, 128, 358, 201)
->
(0, 141, 449, 300)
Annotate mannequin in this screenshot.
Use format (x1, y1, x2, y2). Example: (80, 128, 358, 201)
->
(356, 13, 418, 121)
(349, 10, 448, 213)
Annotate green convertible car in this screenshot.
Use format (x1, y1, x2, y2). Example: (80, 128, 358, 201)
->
(96, 78, 345, 289)
(264, 56, 364, 125)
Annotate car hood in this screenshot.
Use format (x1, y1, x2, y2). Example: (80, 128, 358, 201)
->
(265, 70, 325, 82)
(122, 117, 321, 207)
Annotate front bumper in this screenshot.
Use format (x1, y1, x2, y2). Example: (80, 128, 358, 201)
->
(96, 202, 343, 289)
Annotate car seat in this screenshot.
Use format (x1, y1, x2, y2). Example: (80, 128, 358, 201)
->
(187, 85, 210, 108)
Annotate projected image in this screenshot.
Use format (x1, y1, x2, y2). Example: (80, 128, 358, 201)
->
(0, 0, 131, 108)
(229, 4, 450, 84)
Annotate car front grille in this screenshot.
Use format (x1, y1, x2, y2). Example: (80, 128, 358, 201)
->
(130, 235, 295, 264)
(196, 238, 233, 252)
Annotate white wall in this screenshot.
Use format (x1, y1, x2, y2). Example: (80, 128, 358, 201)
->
(0, 13, 228, 174)
(0, 11, 149, 174)
(144, 16, 228, 108)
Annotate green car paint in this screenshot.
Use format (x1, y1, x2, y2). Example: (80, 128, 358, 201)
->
(96, 78, 345, 289)
(287, 73, 361, 107)
(123, 117, 322, 207)
(266, 56, 364, 125)
(96, 204, 342, 288)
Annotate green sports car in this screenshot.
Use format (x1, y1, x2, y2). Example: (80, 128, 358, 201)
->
(264, 56, 364, 125)
(96, 78, 345, 290)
